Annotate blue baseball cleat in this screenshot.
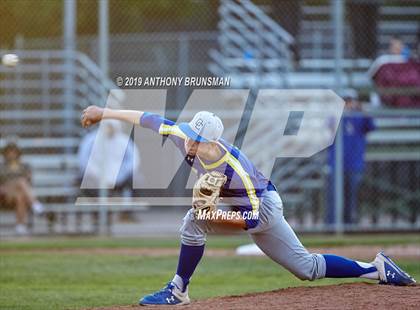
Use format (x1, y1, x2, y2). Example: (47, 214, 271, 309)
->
(373, 252, 416, 286)
(139, 282, 190, 306)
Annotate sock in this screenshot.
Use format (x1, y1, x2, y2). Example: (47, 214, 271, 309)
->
(323, 254, 379, 279)
(172, 274, 185, 292)
(173, 243, 205, 291)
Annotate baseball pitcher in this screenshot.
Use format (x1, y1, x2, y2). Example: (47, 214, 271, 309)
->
(81, 106, 415, 306)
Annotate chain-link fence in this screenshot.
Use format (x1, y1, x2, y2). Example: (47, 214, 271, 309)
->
(281, 108, 420, 232)
(1, 0, 419, 235)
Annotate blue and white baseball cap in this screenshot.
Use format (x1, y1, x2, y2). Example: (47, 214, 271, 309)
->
(179, 111, 224, 143)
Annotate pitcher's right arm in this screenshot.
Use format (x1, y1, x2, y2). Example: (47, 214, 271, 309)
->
(81, 105, 186, 150)
(81, 105, 143, 127)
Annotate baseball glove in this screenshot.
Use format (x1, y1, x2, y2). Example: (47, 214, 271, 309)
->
(192, 171, 227, 217)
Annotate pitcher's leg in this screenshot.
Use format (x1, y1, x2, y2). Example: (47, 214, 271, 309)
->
(251, 216, 382, 281)
(251, 215, 326, 281)
(179, 209, 210, 246)
(172, 209, 213, 291)
(252, 190, 384, 282)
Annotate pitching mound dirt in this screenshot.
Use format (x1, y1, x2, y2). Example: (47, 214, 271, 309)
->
(89, 283, 420, 310)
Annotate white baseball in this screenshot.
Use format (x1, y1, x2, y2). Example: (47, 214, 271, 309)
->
(2, 54, 19, 67)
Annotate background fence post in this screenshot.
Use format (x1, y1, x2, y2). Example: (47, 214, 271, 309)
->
(177, 32, 189, 108)
(332, 0, 345, 234)
(63, 0, 76, 155)
(98, 0, 109, 78)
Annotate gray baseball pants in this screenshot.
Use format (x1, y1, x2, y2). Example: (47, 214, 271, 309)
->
(180, 190, 326, 281)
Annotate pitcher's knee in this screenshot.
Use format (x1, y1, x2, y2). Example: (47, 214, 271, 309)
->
(181, 232, 206, 246)
(180, 210, 207, 246)
(292, 253, 326, 281)
(294, 269, 317, 281)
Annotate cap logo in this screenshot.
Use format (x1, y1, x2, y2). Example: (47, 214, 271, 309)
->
(194, 118, 204, 131)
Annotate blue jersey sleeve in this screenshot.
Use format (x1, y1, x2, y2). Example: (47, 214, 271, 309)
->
(140, 112, 185, 151)
(140, 112, 175, 133)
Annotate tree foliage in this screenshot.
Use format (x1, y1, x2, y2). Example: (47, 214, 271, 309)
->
(0, 0, 217, 48)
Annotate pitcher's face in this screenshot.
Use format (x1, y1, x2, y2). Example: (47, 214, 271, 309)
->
(184, 138, 200, 156)
(184, 138, 213, 157)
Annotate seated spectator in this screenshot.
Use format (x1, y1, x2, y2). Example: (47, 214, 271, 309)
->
(0, 137, 43, 235)
(389, 36, 411, 60)
(368, 36, 420, 108)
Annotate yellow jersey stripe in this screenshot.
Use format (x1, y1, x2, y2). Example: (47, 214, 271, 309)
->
(197, 153, 229, 170)
(213, 142, 259, 213)
(226, 156, 260, 213)
(158, 124, 187, 139)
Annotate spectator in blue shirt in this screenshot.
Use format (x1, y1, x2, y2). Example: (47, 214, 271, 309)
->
(326, 92, 375, 226)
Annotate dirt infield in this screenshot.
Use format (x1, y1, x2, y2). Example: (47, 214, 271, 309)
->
(88, 283, 420, 310)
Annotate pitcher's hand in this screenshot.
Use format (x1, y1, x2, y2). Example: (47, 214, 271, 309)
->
(81, 105, 104, 128)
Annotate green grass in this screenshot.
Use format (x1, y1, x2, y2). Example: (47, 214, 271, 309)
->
(1, 252, 419, 310)
(0, 234, 419, 309)
(0, 233, 419, 250)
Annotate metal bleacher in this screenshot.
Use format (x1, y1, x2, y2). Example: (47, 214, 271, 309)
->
(296, 2, 420, 90)
(0, 50, 125, 234)
(299, 3, 420, 59)
(209, 0, 420, 227)
(209, 0, 295, 88)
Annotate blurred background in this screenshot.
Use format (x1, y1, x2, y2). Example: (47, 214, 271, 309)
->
(1, 0, 419, 237)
